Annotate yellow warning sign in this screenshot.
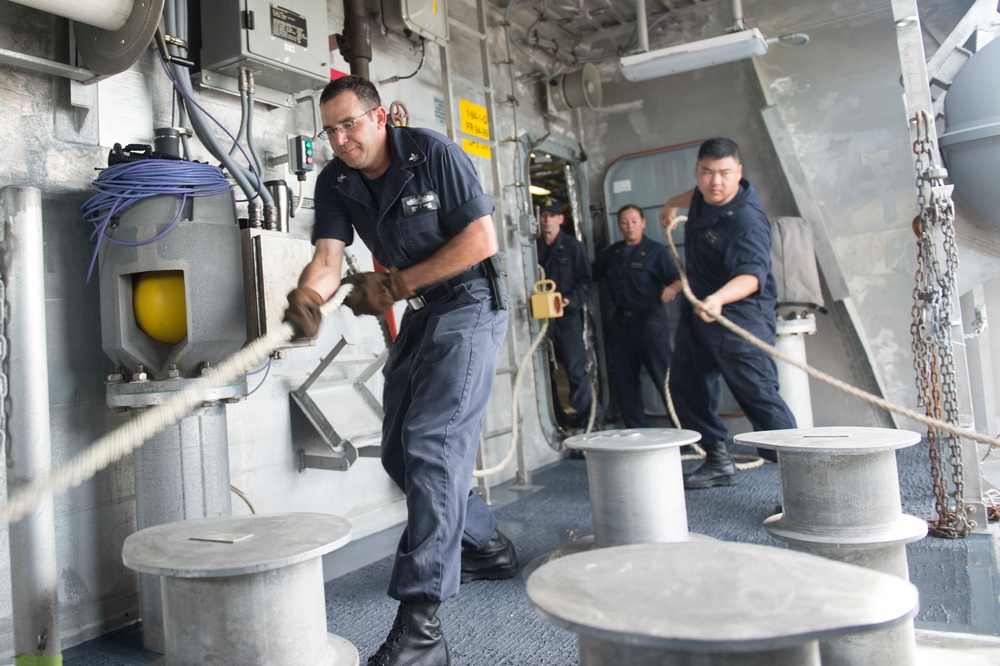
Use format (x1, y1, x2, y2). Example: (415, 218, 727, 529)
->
(462, 138, 491, 160)
(459, 99, 490, 141)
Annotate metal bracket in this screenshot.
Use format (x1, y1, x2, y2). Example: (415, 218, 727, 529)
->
(0, 46, 101, 83)
(290, 336, 387, 472)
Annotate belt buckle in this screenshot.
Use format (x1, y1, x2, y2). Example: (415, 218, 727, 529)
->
(407, 295, 427, 310)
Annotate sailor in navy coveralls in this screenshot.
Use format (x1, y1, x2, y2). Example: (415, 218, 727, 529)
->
(592, 204, 682, 429)
(660, 138, 796, 490)
(284, 76, 515, 666)
(535, 197, 599, 429)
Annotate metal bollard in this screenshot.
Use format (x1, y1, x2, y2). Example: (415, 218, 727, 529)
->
(123, 513, 358, 666)
(564, 428, 700, 547)
(735, 426, 927, 666)
(527, 541, 919, 666)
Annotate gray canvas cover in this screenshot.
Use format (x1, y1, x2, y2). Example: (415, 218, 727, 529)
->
(770, 216, 825, 314)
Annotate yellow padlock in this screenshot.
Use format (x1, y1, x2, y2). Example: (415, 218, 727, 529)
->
(530, 279, 564, 319)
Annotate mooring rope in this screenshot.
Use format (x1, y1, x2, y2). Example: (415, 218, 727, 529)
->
(4, 222, 998, 530)
(662, 218, 1000, 451)
(663, 364, 763, 470)
(474, 318, 550, 478)
(0, 285, 354, 529)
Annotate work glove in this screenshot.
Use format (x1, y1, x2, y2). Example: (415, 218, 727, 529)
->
(342, 268, 414, 316)
(284, 286, 325, 340)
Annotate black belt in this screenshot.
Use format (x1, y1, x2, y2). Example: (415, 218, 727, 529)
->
(616, 308, 651, 319)
(407, 264, 487, 310)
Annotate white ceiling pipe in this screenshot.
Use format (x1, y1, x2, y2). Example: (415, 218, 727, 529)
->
(732, 0, 746, 31)
(636, 0, 649, 53)
(8, 0, 133, 32)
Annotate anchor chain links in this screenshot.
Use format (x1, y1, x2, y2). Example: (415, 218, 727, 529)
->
(909, 110, 970, 538)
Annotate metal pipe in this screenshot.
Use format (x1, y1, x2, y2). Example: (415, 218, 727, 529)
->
(8, 0, 132, 31)
(732, 0, 745, 31)
(636, 0, 649, 53)
(163, 0, 272, 209)
(775, 315, 815, 428)
(342, 0, 372, 80)
(1, 186, 61, 662)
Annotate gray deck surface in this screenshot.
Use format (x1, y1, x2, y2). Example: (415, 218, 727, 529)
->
(63, 438, 1000, 665)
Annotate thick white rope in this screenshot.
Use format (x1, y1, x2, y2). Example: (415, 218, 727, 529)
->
(0, 285, 354, 529)
(663, 365, 763, 470)
(10, 219, 996, 529)
(474, 318, 550, 478)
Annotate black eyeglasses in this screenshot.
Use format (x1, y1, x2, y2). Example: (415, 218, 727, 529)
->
(317, 107, 378, 140)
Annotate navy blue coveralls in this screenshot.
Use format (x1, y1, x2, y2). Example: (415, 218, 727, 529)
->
(313, 124, 508, 603)
(537, 230, 595, 427)
(593, 235, 680, 428)
(669, 179, 796, 448)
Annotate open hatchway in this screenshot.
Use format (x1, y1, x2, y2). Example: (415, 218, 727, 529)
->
(526, 141, 606, 438)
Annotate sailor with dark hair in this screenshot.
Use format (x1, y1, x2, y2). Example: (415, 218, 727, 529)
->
(536, 196, 599, 429)
(660, 137, 797, 489)
(284, 75, 516, 666)
(593, 204, 682, 428)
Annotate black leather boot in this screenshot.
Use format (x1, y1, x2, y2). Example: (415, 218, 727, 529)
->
(367, 601, 451, 666)
(683, 441, 737, 489)
(460, 528, 519, 583)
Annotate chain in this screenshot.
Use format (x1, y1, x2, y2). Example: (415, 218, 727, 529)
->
(910, 110, 970, 538)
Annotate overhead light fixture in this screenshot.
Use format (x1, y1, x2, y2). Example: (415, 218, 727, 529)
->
(529, 185, 552, 196)
(620, 28, 769, 82)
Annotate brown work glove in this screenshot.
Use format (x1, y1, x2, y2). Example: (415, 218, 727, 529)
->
(342, 268, 414, 316)
(284, 286, 325, 339)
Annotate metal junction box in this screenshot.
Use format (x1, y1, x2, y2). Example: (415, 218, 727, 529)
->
(200, 0, 329, 95)
(382, 0, 449, 47)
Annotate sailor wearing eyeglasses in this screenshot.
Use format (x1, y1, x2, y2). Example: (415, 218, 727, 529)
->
(284, 75, 515, 666)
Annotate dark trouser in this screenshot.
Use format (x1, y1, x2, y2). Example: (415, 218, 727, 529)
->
(547, 312, 595, 426)
(381, 279, 508, 603)
(668, 308, 796, 449)
(610, 308, 672, 428)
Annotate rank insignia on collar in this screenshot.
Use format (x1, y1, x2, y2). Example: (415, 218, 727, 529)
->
(409, 153, 418, 162)
(337, 174, 346, 182)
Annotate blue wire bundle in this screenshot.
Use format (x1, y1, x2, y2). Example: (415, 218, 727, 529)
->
(81, 159, 233, 282)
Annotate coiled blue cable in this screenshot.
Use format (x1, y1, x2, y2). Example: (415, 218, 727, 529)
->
(81, 159, 233, 282)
